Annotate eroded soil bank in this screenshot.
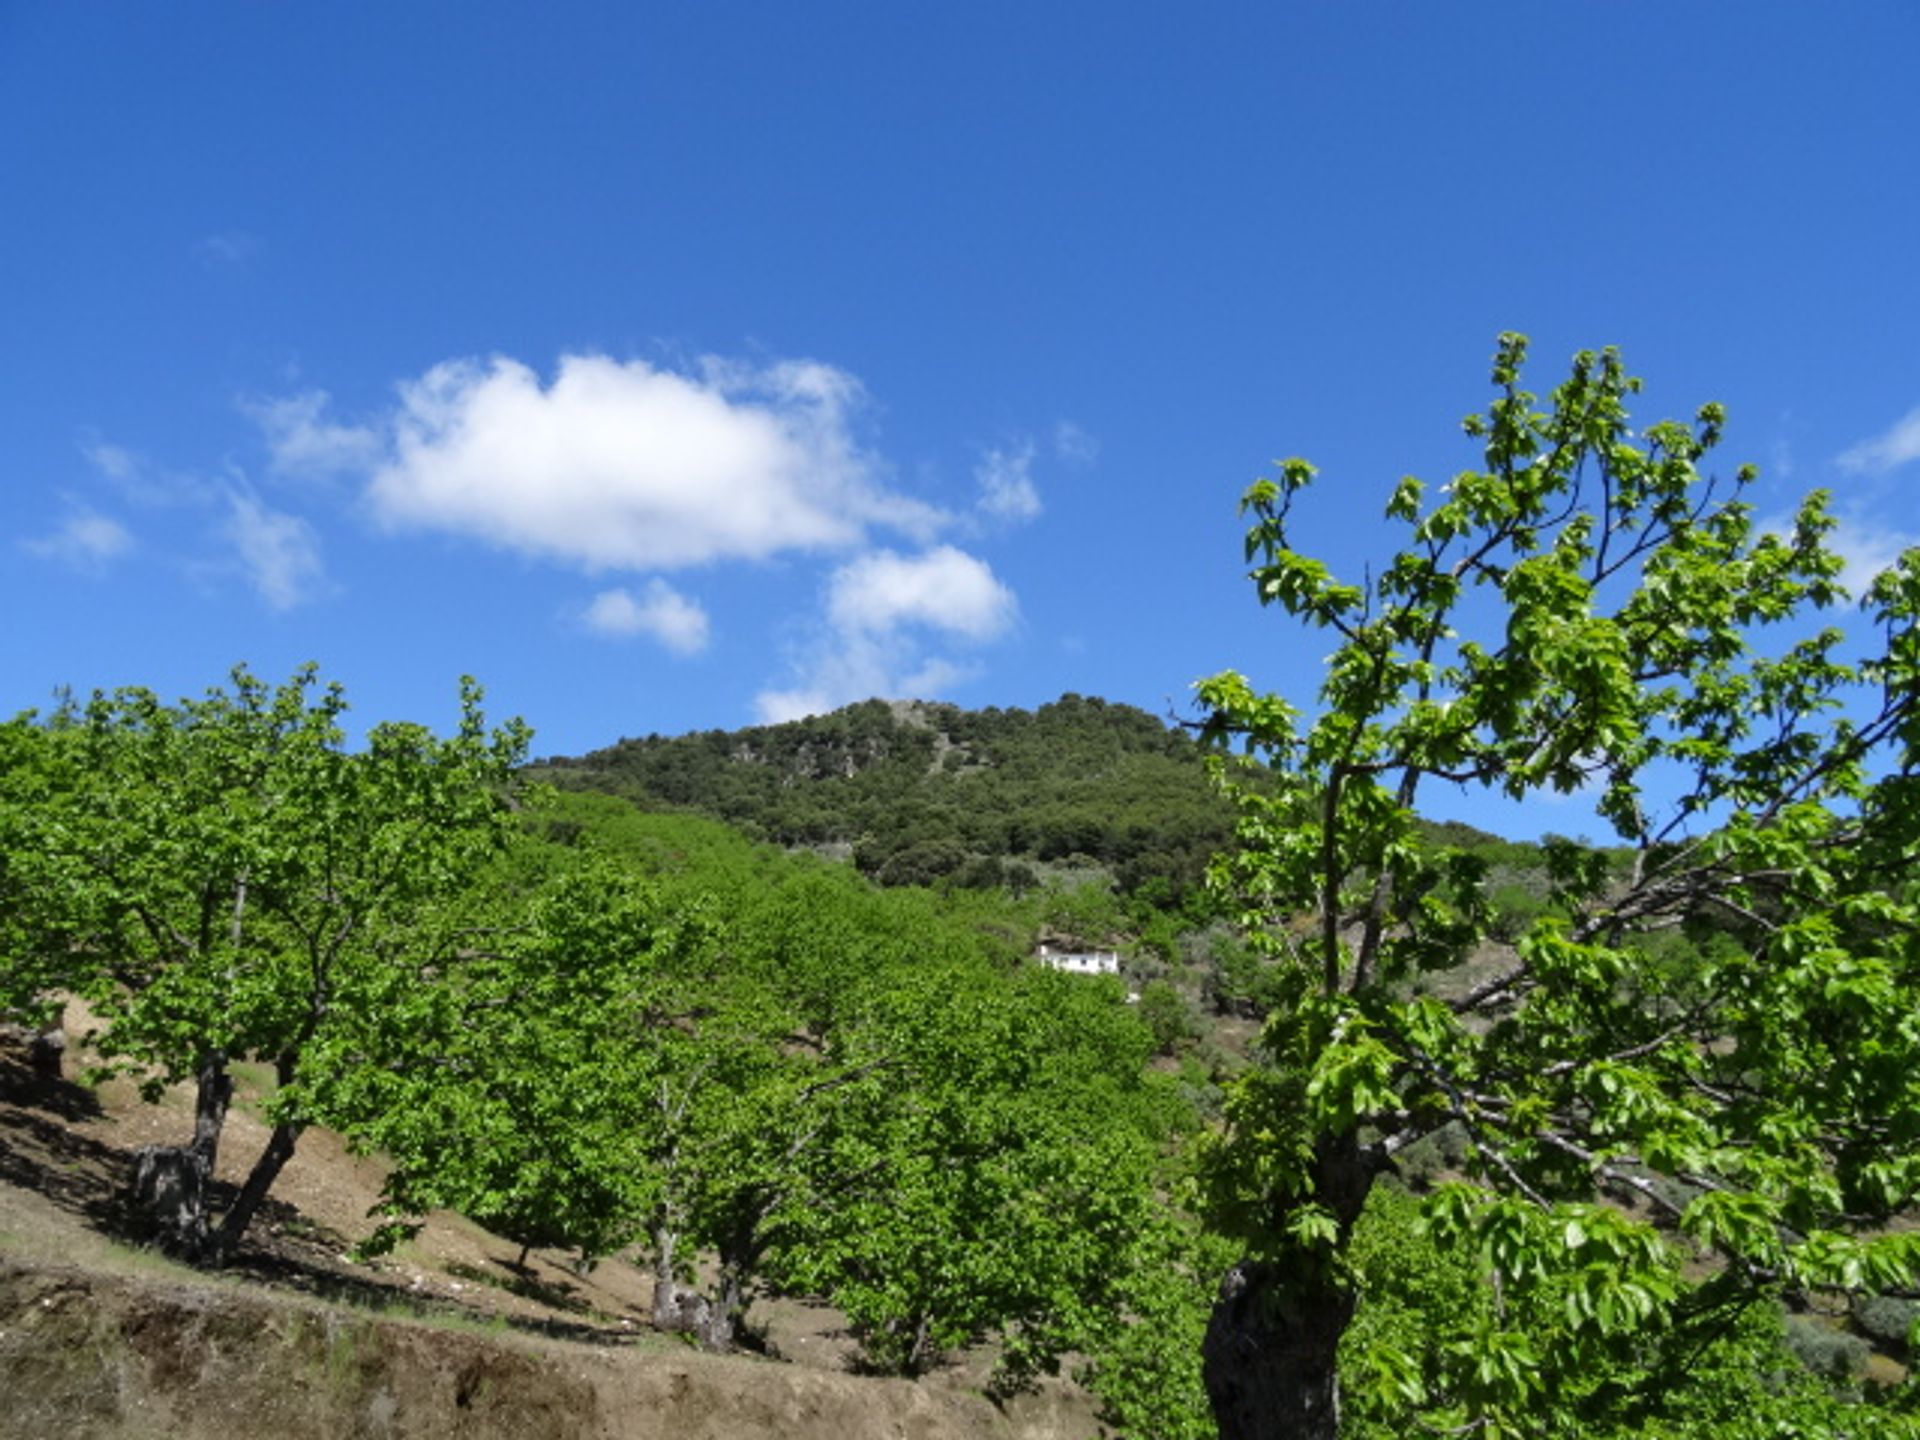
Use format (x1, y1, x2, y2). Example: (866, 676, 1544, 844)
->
(0, 1258, 1080, 1440)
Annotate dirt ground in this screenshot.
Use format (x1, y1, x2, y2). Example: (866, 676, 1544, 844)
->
(0, 1013, 1104, 1439)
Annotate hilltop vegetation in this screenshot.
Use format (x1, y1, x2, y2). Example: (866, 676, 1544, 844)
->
(536, 693, 1234, 900)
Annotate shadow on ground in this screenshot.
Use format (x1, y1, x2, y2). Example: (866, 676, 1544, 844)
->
(0, 1043, 629, 1347)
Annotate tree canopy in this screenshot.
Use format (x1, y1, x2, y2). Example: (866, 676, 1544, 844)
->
(539, 692, 1233, 901)
(0, 666, 531, 1262)
(1196, 335, 1920, 1438)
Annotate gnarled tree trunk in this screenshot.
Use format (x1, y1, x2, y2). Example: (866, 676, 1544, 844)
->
(1203, 1135, 1379, 1440)
(649, 1223, 712, 1336)
(1203, 1258, 1353, 1440)
(129, 1050, 306, 1268)
(130, 1049, 233, 1259)
(26, 1024, 65, 1080)
(698, 1255, 752, 1354)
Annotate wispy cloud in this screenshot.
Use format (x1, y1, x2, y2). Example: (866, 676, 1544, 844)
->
(223, 491, 322, 610)
(246, 391, 383, 479)
(24, 506, 133, 571)
(582, 580, 710, 655)
(81, 440, 139, 481)
(1837, 405, 1920, 476)
(755, 545, 1016, 721)
(76, 433, 215, 508)
(1829, 514, 1920, 597)
(1053, 420, 1098, 466)
(755, 637, 975, 724)
(194, 230, 260, 268)
(975, 441, 1041, 522)
(344, 352, 942, 571)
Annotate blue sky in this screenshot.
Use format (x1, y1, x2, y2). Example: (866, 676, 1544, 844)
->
(4, 5, 1916, 834)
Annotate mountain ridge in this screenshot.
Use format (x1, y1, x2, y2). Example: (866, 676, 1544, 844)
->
(533, 693, 1234, 898)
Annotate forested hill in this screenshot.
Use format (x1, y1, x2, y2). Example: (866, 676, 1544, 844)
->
(533, 693, 1233, 897)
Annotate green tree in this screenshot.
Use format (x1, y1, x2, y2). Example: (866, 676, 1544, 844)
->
(0, 713, 87, 1030)
(1081, 1211, 1239, 1440)
(337, 855, 691, 1271)
(1339, 1183, 1886, 1439)
(792, 962, 1169, 1388)
(2, 665, 528, 1264)
(1195, 336, 1920, 1438)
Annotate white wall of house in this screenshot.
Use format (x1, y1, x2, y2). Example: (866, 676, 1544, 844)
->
(1036, 943, 1120, 976)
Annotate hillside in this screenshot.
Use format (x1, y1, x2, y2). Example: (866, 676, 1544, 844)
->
(534, 694, 1233, 899)
(0, 1024, 1096, 1440)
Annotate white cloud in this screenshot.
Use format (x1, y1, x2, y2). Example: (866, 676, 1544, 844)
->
(975, 442, 1041, 522)
(82, 441, 139, 481)
(247, 391, 383, 479)
(752, 635, 978, 724)
(754, 546, 1015, 720)
(1830, 516, 1920, 597)
(582, 580, 710, 655)
(826, 545, 1016, 641)
(223, 492, 322, 610)
(25, 507, 133, 570)
(76, 434, 213, 508)
(361, 353, 943, 571)
(752, 635, 899, 724)
(1053, 420, 1098, 466)
(1837, 406, 1920, 476)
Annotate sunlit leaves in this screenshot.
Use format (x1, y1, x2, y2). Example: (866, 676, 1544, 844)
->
(1198, 333, 1920, 1436)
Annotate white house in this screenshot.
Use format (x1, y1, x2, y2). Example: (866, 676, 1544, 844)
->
(1036, 943, 1121, 977)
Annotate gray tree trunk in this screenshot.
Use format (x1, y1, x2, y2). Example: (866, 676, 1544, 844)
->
(129, 1050, 232, 1258)
(698, 1260, 750, 1354)
(189, 1050, 232, 1171)
(650, 1224, 712, 1336)
(131, 1144, 208, 1258)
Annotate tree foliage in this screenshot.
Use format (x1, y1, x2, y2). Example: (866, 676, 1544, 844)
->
(540, 692, 1232, 902)
(1196, 335, 1920, 1438)
(1, 665, 529, 1263)
(330, 794, 1181, 1380)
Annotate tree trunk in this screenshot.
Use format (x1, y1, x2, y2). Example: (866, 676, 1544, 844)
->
(698, 1256, 751, 1354)
(129, 1050, 232, 1259)
(204, 1054, 302, 1267)
(190, 1050, 233, 1171)
(1203, 1136, 1378, 1440)
(206, 1115, 302, 1265)
(130, 1144, 208, 1258)
(26, 1025, 66, 1080)
(1203, 1258, 1354, 1440)
(650, 1223, 712, 1336)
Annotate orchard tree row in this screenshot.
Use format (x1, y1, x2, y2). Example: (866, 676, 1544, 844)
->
(0, 668, 1195, 1407)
